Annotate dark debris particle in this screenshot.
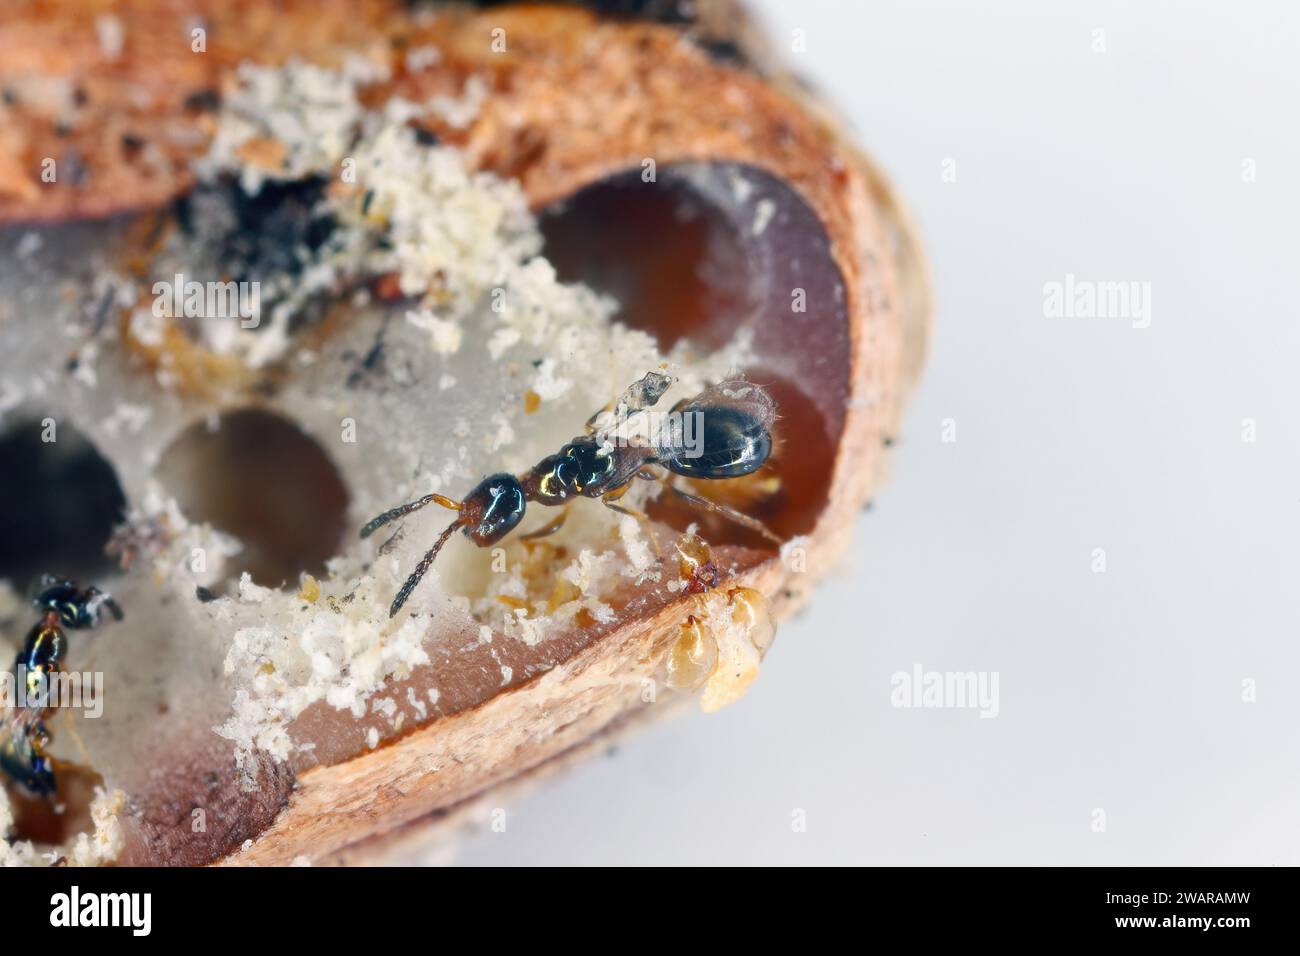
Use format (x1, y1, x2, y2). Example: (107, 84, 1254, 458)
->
(346, 341, 386, 390)
(176, 176, 337, 288)
(462, 0, 752, 67)
(88, 287, 116, 336)
(694, 38, 746, 65)
(346, 314, 394, 390)
(466, 0, 697, 25)
(683, 561, 723, 595)
(413, 126, 439, 147)
(183, 88, 221, 112)
(63, 150, 88, 186)
(195, 586, 219, 603)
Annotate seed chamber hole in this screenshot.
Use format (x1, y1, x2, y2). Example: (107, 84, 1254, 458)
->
(0, 420, 127, 593)
(155, 409, 350, 589)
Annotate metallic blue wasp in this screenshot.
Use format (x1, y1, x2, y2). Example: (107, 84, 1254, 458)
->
(362, 373, 781, 617)
(1, 577, 121, 797)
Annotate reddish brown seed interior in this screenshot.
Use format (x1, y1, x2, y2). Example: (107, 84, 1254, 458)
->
(540, 163, 848, 551)
(5, 763, 102, 848)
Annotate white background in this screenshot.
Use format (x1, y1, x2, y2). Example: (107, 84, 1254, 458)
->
(458, 0, 1300, 865)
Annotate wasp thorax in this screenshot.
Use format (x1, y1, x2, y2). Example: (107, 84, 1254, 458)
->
(559, 437, 616, 493)
(524, 454, 580, 505)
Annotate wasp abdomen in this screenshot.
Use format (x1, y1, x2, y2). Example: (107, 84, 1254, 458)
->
(667, 405, 772, 479)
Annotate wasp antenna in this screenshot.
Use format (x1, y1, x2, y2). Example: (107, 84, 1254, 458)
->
(360, 493, 460, 539)
(389, 519, 462, 618)
(31, 573, 66, 600)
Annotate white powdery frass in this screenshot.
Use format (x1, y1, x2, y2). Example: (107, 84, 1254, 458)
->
(334, 122, 539, 304)
(149, 59, 767, 781)
(619, 515, 654, 574)
(406, 308, 464, 354)
(68, 788, 127, 867)
(214, 588, 431, 787)
(0, 786, 126, 867)
(0, 789, 41, 867)
(428, 74, 489, 129)
(197, 59, 378, 193)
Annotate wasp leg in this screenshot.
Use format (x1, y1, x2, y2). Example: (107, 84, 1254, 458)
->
(361, 492, 460, 539)
(60, 704, 93, 768)
(389, 518, 463, 618)
(86, 586, 124, 622)
(585, 406, 610, 435)
(520, 506, 570, 541)
(669, 485, 782, 545)
(602, 485, 662, 557)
